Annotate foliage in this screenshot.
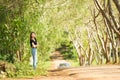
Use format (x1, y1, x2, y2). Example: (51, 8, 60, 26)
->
(1, 0, 120, 78)
(23, 0, 88, 61)
(5, 63, 16, 77)
(0, 0, 30, 62)
(56, 41, 78, 60)
(6, 61, 50, 78)
(0, 60, 16, 78)
(0, 0, 92, 77)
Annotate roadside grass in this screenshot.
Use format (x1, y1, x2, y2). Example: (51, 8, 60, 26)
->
(13, 61, 51, 78)
(67, 60, 80, 67)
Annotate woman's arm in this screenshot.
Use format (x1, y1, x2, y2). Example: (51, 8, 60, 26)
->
(32, 42, 37, 48)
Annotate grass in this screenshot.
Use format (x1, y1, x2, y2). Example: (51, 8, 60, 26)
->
(9, 60, 51, 78)
(67, 60, 80, 67)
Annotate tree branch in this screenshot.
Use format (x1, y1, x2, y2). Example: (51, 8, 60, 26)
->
(113, 0, 120, 14)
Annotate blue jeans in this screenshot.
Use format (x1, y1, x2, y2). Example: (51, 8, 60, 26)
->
(31, 48, 37, 69)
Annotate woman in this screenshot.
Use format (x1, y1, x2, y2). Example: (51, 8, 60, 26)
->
(30, 32, 38, 69)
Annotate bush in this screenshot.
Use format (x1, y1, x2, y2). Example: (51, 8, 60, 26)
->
(5, 63, 16, 77)
(14, 61, 50, 78)
(0, 59, 50, 78)
(0, 61, 16, 78)
(14, 62, 34, 77)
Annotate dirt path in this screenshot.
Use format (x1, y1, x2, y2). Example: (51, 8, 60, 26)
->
(4, 52, 120, 80)
(5, 65, 120, 80)
(48, 65, 120, 80)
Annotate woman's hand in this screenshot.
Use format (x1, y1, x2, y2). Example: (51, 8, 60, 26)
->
(32, 43, 37, 48)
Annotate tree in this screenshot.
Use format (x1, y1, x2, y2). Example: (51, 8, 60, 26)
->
(93, 0, 120, 63)
(0, 0, 29, 62)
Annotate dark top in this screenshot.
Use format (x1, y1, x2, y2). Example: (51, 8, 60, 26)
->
(30, 38, 37, 48)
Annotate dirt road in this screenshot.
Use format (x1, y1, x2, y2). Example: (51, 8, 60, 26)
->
(4, 52, 120, 80)
(5, 65, 120, 80)
(48, 65, 120, 80)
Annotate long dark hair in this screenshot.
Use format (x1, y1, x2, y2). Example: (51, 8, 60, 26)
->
(30, 32, 36, 40)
